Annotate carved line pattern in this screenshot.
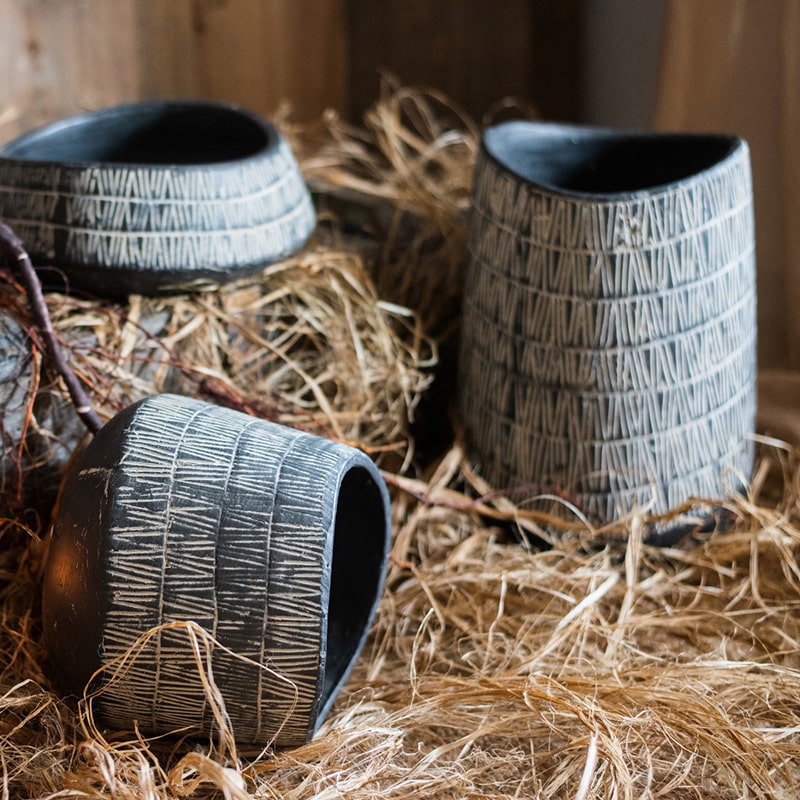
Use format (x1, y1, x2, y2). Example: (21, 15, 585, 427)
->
(0, 174, 305, 231)
(459, 142, 757, 522)
(98, 394, 347, 746)
(0, 138, 315, 270)
(463, 285, 754, 393)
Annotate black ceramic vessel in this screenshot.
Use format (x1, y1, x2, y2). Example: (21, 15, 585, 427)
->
(0, 101, 316, 296)
(0, 313, 33, 510)
(459, 121, 757, 536)
(42, 394, 391, 747)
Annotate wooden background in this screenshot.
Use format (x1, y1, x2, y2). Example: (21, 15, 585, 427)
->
(0, 0, 582, 142)
(3, 0, 800, 374)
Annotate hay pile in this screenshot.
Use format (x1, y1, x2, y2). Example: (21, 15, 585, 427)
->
(2, 86, 800, 798)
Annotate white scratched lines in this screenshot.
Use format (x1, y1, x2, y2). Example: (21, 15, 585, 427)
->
(461, 140, 756, 521)
(463, 388, 754, 522)
(6, 195, 310, 237)
(463, 259, 754, 358)
(468, 324, 754, 439)
(200, 415, 259, 724)
(473, 144, 751, 221)
(92, 394, 374, 742)
(255, 431, 306, 740)
(63, 147, 294, 199)
(470, 191, 752, 286)
(0, 160, 297, 204)
(130, 402, 205, 731)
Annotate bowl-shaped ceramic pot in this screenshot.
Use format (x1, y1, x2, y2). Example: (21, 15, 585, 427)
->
(42, 394, 390, 747)
(0, 101, 316, 296)
(458, 121, 756, 538)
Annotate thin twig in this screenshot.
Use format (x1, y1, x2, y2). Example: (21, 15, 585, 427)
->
(0, 221, 103, 435)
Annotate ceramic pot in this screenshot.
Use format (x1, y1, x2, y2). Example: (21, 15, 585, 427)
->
(458, 121, 756, 533)
(0, 101, 316, 297)
(0, 313, 33, 509)
(42, 394, 390, 747)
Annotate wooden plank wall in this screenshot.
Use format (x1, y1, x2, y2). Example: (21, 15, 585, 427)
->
(0, 0, 143, 140)
(0, 0, 347, 142)
(136, 1, 347, 122)
(0, 0, 581, 143)
(345, 0, 582, 123)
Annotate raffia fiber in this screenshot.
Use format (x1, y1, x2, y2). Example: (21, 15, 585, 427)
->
(1, 85, 800, 798)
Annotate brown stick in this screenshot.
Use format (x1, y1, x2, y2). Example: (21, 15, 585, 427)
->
(0, 221, 104, 435)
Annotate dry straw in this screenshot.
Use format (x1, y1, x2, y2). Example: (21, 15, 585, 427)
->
(1, 85, 800, 798)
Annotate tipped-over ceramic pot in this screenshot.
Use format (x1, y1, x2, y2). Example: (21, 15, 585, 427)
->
(0, 101, 316, 296)
(458, 121, 756, 540)
(42, 394, 390, 747)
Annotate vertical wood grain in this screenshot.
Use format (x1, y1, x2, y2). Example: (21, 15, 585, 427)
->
(780, 1, 800, 370)
(654, 0, 798, 369)
(0, 1, 583, 136)
(0, 0, 347, 146)
(344, 0, 583, 123)
(136, 0, 347, 120)
(529, 0, 583, 123)
(0, 0, 142, 142)
(345, 0, 537, 122)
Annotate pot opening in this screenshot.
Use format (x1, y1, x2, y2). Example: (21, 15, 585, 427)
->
(4, 103, 271, 166)
(322, 465, 388, 706)
(486, 123, 739, 196)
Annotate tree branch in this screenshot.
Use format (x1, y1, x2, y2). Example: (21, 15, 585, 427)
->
(0, 221, 103, 435)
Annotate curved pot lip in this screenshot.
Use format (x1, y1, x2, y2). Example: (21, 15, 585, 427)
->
(0, 99, 283, 172)
(311, 446, 391, 736)
(480, 119, 747, 201)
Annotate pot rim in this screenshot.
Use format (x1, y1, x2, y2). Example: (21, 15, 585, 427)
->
(0, 99, 282, 172)
(480, 119, 747, 202)
(312, 449, 391, 737)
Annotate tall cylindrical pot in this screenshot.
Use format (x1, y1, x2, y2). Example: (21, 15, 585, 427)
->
(458, 121, 756, 531)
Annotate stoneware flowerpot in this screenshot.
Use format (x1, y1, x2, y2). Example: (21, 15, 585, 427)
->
(458, 120, 756, 537)
(42, 393, 391, 748)
(0, 100, 316, 297)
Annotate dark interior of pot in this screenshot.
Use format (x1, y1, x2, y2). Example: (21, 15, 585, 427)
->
(2, 103, 271, 165)
(485, 122, 740, 195)
(322, 466, 388, 710)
